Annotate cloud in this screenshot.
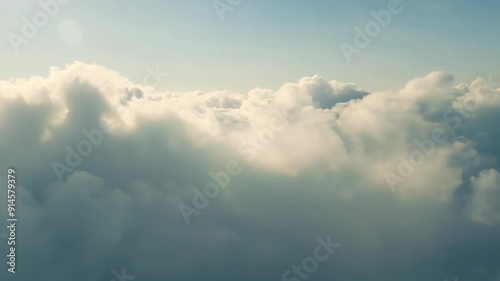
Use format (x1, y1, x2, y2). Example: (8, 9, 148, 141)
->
(1, 62, 500, 281)
(469, 169, 500, 225)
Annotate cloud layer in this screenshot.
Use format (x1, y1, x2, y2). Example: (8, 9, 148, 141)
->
(1, 62, 499, 281)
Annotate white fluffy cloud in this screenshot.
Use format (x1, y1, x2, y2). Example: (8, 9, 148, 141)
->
(1, 62, 499, 281)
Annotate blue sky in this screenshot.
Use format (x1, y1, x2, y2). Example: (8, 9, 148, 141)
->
(1, 0, 499, 92)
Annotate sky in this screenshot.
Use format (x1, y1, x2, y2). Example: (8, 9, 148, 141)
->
(1, 0, 499, 93)
(1, 1, 500, 281)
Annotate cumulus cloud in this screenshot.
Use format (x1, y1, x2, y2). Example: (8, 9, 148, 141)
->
(469, 169, 500, 225)
(1, 62, 499, 281)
